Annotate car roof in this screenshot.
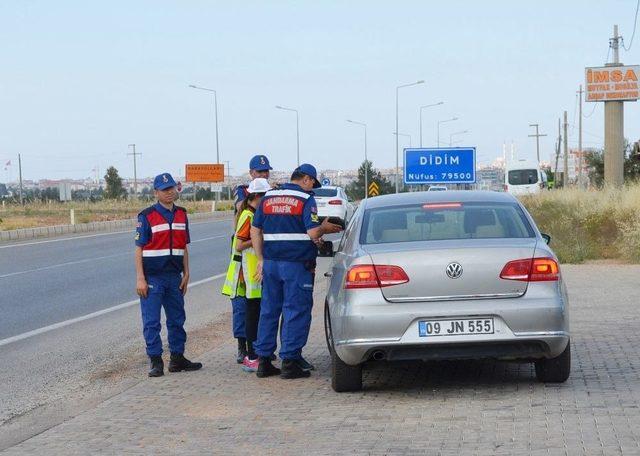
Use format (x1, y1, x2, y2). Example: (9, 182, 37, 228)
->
(317, 186, 341, 190)
(361, 190, 518, 210)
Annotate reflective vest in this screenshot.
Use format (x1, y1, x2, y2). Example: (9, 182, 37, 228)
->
(222, 209, 261, 299)
(140, 205, 188, 275)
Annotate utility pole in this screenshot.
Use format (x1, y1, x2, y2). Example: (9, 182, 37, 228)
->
(528, 124, 547, 163)
(18, 153, 24, 205)
(604, 24, 625, 186)
(224, 160, 232, 200)
(127, 144, 141, 198)
(563, 111, 569, 187)
(554, 118, 561, 181)
(577, 85, 584, 186)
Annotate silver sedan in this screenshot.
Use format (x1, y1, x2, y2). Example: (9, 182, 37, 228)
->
(322, 190, 570, 392)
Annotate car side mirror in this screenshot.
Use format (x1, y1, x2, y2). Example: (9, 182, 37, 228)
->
(541, 233, 551, 245)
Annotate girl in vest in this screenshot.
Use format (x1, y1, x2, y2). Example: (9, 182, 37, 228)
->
(222, 178, 271, 371)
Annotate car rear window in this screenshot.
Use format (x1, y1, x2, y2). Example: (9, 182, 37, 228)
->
(508, 169, 538, 185)
(314, 188, 338, 197)
(360, 202, 535, 244)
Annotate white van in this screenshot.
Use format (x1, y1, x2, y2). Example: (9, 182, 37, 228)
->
(504, 160, 546, 195)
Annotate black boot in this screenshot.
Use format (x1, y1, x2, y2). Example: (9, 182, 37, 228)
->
(280, 359, 311, 379)
(148, 355, 164, 377)
(168, 353, 203, 372)
(256, 357, 281, 378)
(236, 338, 247, 364)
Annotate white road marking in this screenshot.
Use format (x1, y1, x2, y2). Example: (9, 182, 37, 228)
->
(0, 217, 231, 249)
(0, 252, 130, 279)
(0, 273, 226, 348)
(0, 234, 229, 279)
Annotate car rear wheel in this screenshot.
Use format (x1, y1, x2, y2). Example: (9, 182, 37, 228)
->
(331, 346, 363, 392)
(534, 340, 571, 383)
(325, 303, 362, 392)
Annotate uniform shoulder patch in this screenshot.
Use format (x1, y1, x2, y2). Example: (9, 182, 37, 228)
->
(135, 232, 141, 241)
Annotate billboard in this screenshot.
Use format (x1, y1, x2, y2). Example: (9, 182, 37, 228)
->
(585, 65, 640, 102)
(185, 164, 224, 182)
(404, 147, 476, 184)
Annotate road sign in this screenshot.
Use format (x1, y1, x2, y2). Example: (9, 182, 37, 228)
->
(368, 181, 379, 197)
(321, 178, 331, 186)
(210, 183, 223, 193)
(185, 164, 224, 182)
(404, 147, 476, 184)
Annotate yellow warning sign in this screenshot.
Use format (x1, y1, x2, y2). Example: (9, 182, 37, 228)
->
(368, 181, 379, 197)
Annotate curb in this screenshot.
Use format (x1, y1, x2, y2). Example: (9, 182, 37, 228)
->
(0, 210, 234, 243)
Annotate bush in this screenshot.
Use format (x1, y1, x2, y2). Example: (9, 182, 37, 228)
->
(520, 184, 640, 263)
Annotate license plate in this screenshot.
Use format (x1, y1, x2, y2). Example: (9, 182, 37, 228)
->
(418, 318, 494, 337)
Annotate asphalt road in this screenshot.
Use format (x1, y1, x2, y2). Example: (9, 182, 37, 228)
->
(0, 217, 234, 340)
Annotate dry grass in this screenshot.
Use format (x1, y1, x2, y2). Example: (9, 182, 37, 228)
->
(0, 199, 234, 231)
(520, 184, 640, 264)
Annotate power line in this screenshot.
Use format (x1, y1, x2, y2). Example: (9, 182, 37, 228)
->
(622, 0, 640, 51)
(583, 102, 598, 118)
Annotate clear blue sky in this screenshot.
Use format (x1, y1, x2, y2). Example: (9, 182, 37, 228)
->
(1, 0, 639, 180)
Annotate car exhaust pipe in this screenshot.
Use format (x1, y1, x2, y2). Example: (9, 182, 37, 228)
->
(372, 350, 386, 361)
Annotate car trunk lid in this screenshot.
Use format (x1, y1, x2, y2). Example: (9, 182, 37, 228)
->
(362, 238, 537, 302)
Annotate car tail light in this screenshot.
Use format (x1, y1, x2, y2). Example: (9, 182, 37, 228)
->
(328, 199, 343, 205)
(345, 264, 409, 289)
(500, 257, 559, 282)
(422, 203, 462, 210)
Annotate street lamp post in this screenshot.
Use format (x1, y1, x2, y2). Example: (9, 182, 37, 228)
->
(420, 102, 444, 147)
(396, 80, 424, 193)
(449, 130, 469, 146)
(393, 132, 412, 147)
(346, 120, 368, 199)
(188, 84, 220, 164)
(437, 117, 459, 147)
(275, 105, 300, 167)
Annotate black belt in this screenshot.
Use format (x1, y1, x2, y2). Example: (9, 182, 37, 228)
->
(233, 254, 242, 262)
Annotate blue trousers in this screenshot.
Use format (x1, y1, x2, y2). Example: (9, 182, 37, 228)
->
(231, 296, 247, 339)
(254, 259, 315, 360)
(139, 273, 186, 356)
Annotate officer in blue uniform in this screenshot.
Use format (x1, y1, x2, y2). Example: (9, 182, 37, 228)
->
(135, 173, 202, 377)
(230, 154, 273, 363)
(250, 164, 343, 379)
(234, 154, 273, 218)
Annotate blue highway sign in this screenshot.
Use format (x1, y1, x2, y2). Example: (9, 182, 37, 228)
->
(404, 147, 476, 184)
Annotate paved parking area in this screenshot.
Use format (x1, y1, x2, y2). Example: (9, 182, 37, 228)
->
(3, 264, 640, 455)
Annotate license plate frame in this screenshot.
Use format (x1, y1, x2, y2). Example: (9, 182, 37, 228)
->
(418, 318, 495, 337)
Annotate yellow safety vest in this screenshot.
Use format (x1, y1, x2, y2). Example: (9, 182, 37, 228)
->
(221, 209, 261, 299)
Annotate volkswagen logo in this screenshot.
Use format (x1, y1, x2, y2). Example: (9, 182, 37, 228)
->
(446, 262, 463, 279)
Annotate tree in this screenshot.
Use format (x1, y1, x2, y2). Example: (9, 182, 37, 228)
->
(345, 160, 395, 201)
(585, 149, 604, 187)
(584, 139, 640, 187)
(104, 166, 127, 199)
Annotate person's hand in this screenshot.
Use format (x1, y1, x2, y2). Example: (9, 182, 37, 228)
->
(321, 218, 343, 235)
(312, 237, 324, 247)
(254, 260, 263, 283)
(136, 277, 148, 298)
(180, 273, 190, 296)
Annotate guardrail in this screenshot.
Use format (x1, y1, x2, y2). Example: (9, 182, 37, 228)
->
(0, 210, 234, 243)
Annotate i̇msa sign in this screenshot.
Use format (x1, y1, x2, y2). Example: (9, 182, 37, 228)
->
(404, 147, 476, 184)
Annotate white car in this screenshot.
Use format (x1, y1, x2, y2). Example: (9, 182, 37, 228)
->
(427, 185, 448, 191)
(314, 186, 355, 225)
